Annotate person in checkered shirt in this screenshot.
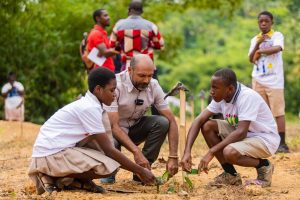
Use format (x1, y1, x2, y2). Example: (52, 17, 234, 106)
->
(109, 1, 164, 75)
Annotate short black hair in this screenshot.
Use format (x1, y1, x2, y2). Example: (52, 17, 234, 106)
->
(128, 1, 143, 14)
(258, 11, 273, 21)
(8, 72, 15, 77)
(7, 72, 16, 79)
(93, 9, 105, 23)
(213, 68, 237, 89)
(88, 68, 115, 92)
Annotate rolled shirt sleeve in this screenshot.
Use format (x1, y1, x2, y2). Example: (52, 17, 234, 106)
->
(273, 32, 284, 50)
(207, 100, 222, 114)
(153, 80, 168, 111)
(151, 23, 164, 50)
(1, 83, 11, 94)
(237, 94, 259, 122)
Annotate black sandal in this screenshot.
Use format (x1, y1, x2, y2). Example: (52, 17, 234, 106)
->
(65, 179, 106, 193)
(82, 180, 106, 193)
(36, 173, 58, 194)
(55, 177, 74, 190)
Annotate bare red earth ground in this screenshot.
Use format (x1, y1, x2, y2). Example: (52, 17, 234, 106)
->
(0, 120, 299, 200)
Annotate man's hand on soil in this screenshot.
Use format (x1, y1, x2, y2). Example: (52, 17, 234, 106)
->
(166, 158, 178, 176)
(134, 151, 151, 170)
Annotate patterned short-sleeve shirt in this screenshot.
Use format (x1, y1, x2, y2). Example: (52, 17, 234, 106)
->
(110, 15, 164, 70)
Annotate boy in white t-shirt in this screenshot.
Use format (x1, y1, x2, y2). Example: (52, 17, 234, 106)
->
(1, 72, 24, 121)
(181, 68, 280, 187)
(248, 11, 288, 153)
(28, 68, 155, 195)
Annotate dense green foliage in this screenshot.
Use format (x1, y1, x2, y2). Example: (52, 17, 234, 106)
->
(157, 0, 300, 116)
(0, 0, 299, 123)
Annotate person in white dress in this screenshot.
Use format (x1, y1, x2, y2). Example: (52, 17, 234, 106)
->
(1, 72, 24, 121)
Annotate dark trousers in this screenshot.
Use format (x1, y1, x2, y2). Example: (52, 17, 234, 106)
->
(114, 115, 169, 164)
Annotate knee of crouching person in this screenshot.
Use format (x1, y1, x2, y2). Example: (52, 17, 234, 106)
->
(223, 146, 240, 164)
(201, 120, 215, 136)
(157, 116, 170, 134)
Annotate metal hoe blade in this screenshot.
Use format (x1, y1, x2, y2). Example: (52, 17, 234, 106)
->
(164, 82, 189, 99)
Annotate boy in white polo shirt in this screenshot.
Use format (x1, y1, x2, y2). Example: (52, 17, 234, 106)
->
(248, 11, 288, 153)
(181, 68, 280, 187)
(28, 68, 155, 195)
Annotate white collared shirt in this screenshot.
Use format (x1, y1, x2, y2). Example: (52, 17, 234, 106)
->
(32, 91, 105, 157)
(104, 70, 168, 131)
(207, 83, 280, 154)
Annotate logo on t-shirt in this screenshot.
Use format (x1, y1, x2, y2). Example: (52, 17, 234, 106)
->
(256, 39, 275, 76)
(225, 114, 239, 127)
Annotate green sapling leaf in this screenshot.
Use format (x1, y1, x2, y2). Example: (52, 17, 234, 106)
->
(184, 176, 193, 189)
(162, 170, 171, 181)
(187, 168, 198, 175)
(155, 171, 172, 193)
(167, 186, 175, 193)
(155, 177, 162, 193)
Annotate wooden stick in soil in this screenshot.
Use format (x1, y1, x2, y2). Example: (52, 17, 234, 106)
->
(190, 97, 194, 121)
(179, 89, 187, 183)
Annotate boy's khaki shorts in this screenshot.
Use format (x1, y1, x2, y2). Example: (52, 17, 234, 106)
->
(252, 80, 285, 117)
(216, 120, 271, 158)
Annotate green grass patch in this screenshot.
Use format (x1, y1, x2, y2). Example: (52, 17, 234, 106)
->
(286, 112, 299, 123)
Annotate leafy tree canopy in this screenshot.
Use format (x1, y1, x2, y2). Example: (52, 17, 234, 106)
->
(0, 0, 299, 123)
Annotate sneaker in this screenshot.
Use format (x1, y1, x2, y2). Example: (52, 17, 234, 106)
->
(276, 144, 290, 153)
(209, 172, 242, 186)
(256, 161, 274, 187)
(100, 175, 115, 184)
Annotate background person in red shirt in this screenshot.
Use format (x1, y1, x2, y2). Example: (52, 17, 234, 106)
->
(87, 9, 119, 72)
